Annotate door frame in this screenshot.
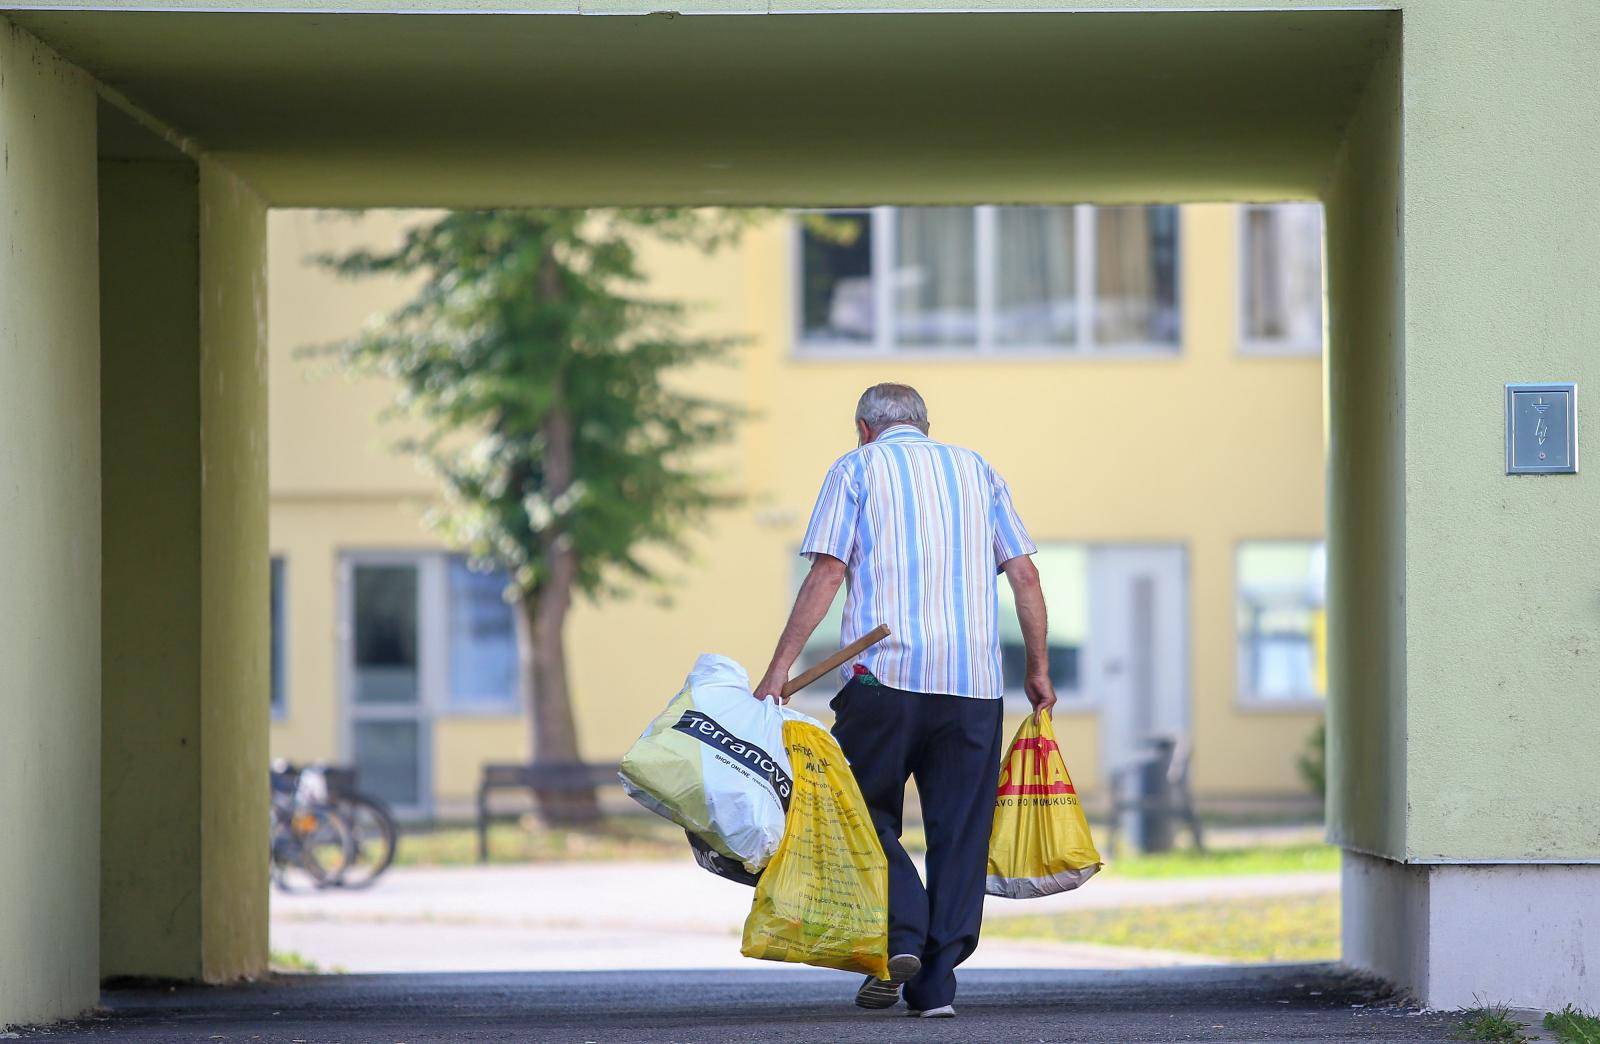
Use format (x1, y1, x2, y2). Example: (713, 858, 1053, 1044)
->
(336, 549, 443, 820)
(1087, 542, 1191, 787)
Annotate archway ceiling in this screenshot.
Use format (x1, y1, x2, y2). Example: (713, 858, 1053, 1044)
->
(11, 8, 1395, 206)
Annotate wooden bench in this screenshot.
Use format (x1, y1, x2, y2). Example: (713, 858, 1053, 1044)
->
(475, 761, 623, 862)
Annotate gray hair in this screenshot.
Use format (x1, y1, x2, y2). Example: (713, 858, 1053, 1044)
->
(855, 383, 929, 433)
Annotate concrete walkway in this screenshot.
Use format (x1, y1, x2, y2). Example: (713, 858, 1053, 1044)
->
(29, 965, 1460, 1042)
(269, 862, 1337, 974)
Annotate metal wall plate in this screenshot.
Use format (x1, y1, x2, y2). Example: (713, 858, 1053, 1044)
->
(1505, 382, 1578, 474)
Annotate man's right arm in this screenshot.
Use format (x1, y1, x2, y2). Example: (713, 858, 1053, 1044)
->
(753, 554, 847, 702)
(1001, 554, 1057, 719)
(756, 456, 861, 701)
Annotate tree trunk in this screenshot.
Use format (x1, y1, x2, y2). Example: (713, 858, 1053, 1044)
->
(513, 396, 602, 826)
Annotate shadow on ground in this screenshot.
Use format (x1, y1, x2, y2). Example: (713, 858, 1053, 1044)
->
(26, 964, 1459, 1043)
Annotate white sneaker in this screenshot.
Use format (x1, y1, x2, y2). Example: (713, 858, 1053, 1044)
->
(855, 953, 921, 1009)
(906, 1004, 956, 1018)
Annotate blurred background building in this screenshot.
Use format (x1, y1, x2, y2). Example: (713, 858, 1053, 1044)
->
(268, 202, 1327, 820)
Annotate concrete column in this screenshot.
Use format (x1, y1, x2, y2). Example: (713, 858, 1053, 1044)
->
(0, 21, 102, 1028)
(1334, 2, 1600, 1010)
(98, 142, 205, 981)
(196, 158, 271, 983)
(97, 110, 269, 983)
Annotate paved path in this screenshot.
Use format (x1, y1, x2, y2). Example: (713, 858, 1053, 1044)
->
(269, 862, 1337, 973)
(28, 965, 1462, 1043)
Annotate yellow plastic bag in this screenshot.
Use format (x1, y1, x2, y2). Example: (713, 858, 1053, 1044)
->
(740, 719, 890, 978)
(986, 712, 1102, 899)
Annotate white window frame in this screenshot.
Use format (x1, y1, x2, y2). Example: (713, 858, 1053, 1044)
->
(1236, 202, 1326, 357)
(792, 205, 1183, 360)
(1233, 538, 1327, 711)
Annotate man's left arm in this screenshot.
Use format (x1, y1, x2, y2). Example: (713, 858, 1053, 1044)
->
(989, 459, 1050, 715)
(1002, 554, 1056, 719)
(752, 554, 847, 702)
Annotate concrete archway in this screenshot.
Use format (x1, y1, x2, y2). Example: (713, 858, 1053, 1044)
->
(2, 2, 1596, 1025)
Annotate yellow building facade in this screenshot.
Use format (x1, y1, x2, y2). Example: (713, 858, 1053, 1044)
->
(268, 203, 1326, 818)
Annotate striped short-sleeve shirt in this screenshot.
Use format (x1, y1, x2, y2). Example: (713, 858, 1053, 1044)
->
(799, 424, 1037, 699)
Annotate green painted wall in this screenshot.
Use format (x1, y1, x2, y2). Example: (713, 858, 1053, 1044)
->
(1399, 0, 1600, 861)
(99, 153, 205, 980)
(0, 21, 101, 1028)
(197, 158, 271, 982)
(99, 126, 270, 987)
(1323, 36, 1406, 861)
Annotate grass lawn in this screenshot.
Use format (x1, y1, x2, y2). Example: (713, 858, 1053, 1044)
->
(395, 815, 689, 867)
(270, 949, 333, 974)
(398, 813, 1338, 879)
(1100, 842, 1337, 880)
(986, 893, 1339, 963)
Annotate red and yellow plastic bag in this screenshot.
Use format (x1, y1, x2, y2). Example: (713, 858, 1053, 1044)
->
(740, 719, 890, 978)
(986, 712, 1102, 899)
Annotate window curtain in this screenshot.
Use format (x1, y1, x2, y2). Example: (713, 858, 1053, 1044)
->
(1244, 203, 1323, 348)
(1095, 206, 1179, 345)
(894, 207, 976, 346)
(996, 206, 1076, 346)
(1243, 207, 1287, 339)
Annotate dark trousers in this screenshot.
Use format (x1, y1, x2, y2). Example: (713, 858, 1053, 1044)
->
(830, 675, 1003, 1010)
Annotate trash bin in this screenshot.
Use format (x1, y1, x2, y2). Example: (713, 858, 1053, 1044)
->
(1134, 735, 1177, 853)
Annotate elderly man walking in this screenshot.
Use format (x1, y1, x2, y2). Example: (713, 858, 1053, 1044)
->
(753, 383, 1057, 1019)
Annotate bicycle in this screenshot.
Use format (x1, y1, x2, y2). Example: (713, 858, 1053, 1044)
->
(270, 761, 353, 892)
(322, 766, 399, 889)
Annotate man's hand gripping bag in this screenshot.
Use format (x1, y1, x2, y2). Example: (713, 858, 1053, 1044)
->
(986, 712, 1102, 898)
(619, 655, 818, 876)
(740, 720, 890, 979)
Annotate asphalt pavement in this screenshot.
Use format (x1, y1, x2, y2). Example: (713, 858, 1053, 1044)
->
(21, 965, 1465, 1043)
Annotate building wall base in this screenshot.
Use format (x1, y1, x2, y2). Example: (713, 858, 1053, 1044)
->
(1343, 849, 1600, 1010)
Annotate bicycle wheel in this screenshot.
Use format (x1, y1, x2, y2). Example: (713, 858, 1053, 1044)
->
(276, 805, 354, 892)
(334, 794, 397, 889)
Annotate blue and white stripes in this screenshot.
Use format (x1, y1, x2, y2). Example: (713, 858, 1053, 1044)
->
(799, 424, 1036, 699)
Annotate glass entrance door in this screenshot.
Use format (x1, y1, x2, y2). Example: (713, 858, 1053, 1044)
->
(343, 556, 432, 817)
(1089, 545, 1190, 833)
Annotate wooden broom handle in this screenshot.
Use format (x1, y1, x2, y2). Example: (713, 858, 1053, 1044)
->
(780, 624, 891, 698)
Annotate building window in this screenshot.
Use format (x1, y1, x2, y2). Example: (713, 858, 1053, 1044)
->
(1094, 206, 1181, 346)
(352, 564, 420, 705)
(799, 210, 874, 344)
(796, 205, 1181, 355)
(446, 556, 519, 711)
(270, 556, 286, 718)
(1236, 541, 1327, 703)
(997, 544, 1088, 706)
(894, 207, 978, 347)
(792, 543, 1087, 706)
(995, 205, 1077, 347)
(1240, 203, 1324, 355)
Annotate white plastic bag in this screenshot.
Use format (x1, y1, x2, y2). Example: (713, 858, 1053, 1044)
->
(619, 655, 822, 875)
